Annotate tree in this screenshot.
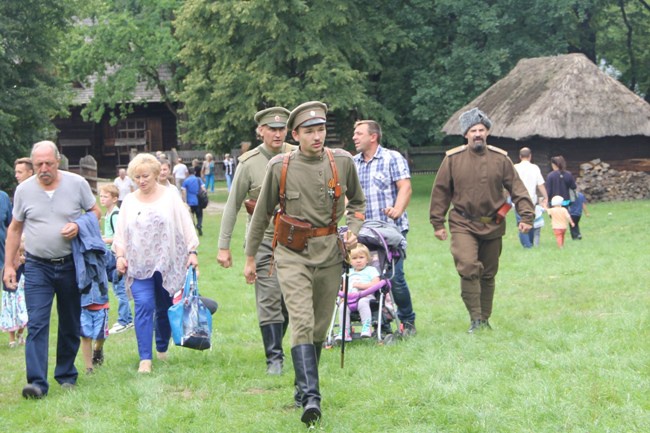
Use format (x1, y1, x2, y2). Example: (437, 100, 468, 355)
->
(175, 0, 409, 150)
(63, 0, 183, 126)
(0, 0, 71, 192)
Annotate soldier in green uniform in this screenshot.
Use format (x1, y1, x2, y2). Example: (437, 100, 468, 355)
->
(244, 101, 365, 426)
(429, 108, 534, 333)
(217, 107, 295, 375)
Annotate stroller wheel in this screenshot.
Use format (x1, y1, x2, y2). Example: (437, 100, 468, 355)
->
(382, 333, 397, 345)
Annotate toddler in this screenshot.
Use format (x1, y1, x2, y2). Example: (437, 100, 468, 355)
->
(548, 195, 575, 248)
(1, 242, 28, 347)
(336, 244, 380, 341)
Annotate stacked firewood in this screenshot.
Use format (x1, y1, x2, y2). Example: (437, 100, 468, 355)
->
(576, 159, 650, 202)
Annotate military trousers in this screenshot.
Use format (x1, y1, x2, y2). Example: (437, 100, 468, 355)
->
(275, 258, 341, 346)
(255, 240, 288, 326)
(450, 231, 502, 320)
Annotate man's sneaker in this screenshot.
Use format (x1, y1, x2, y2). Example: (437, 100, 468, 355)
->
(480, 319, 492, 330)
(109, 322, 134, 335)
(360, 320, 373, 338)
(22, 384, 44, 399)
(467, 319, 482, 334)
(92, 349, 104, 366)
(61, 382, 76, 391)
(401, 322, 417, 337)
(334, 329, 352, 342)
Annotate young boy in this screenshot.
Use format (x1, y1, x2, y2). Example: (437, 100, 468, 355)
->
(99, 184, 133, 334)
(80, 281, 109, 374)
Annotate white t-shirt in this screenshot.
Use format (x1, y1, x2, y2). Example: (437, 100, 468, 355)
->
(114, 176, 135, 200)
(514, 160, 544, 204)
(173, 163, 189, 180)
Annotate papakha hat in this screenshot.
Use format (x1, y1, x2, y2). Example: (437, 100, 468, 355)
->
(459, 107, 492, 136)
(254, 107, 290, 127)
(287, 101, 327, 130)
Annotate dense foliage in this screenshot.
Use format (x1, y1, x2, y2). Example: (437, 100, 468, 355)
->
(1, 0, 647, 175)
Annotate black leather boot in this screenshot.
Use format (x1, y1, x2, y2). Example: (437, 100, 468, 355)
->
(294, 342, 322, 409)
(292, 344, 321, 426)
(261, 323, 284, 375)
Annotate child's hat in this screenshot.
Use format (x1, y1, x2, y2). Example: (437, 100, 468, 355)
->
(551, 195, 564, 206)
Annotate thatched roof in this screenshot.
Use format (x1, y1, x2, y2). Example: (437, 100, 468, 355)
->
(442, 53, 650, 139)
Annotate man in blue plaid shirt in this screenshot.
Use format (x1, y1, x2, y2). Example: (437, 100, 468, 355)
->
(352, 120, 416, 336)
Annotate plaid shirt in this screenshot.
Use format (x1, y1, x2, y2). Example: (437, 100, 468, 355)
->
(353, 145, 410, 233)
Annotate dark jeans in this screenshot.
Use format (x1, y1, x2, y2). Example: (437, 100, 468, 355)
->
(24, 256, 81, 394)
(190, 204, 203, 229)
(391, 231, 415, 324)
(570, 215, 582, 239)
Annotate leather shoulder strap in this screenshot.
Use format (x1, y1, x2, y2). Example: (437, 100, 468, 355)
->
(278, 152, 291, 213)
(325, 148, 341, 226)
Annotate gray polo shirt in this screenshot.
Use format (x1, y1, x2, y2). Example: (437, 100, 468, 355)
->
(13, 170, 96, 258)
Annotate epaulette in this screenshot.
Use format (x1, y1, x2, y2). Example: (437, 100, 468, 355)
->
(329, 147, 353, 159)
(445, 145, 468, 156)
(238, 147, 260, 163)
(487, 145, 508, 156)
(270, 149, 296, 166)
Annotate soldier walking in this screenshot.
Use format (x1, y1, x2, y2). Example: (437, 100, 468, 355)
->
(217, 107, 295, 375)
(244, 101, 365, 426)
(429, 108, 534, 333)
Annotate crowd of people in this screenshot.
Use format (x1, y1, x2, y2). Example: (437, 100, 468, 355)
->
(1, 105, 590, 428)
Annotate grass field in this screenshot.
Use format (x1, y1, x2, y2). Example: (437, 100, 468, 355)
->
(1, 175, 648, 432)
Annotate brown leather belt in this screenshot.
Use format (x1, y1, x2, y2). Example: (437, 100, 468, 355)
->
(454, 208, 495, 223)
(311, 225, 337, 237)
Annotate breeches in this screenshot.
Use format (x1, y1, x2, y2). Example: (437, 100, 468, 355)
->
(255, 241, 288, 326)
(276, 260, 341, 346)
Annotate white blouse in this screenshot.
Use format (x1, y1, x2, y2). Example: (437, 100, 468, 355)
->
(113, 186, 199, 295)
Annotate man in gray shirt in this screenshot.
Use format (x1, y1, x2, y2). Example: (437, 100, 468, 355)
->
(3, 140, 100, 399)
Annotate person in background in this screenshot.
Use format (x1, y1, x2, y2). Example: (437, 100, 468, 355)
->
(352, 119, 417, 336)
(546, 155, 576, 207)
(223, 153, 235, 192)
(158, 160, 179, 195)
(172, 158, 189, 191)
(113, 168, 135, 208)
(513, 147, 548, 248)
(569, 190, 589, 240)
(112, 154, 198, 374)
(202, 153, 215, 193)
(14, 157, 34, 183)
(182, 166, 206, 236)
(548, 195, 575, 248)
(429, 108, 534, 334)
(100, 184, 133, 335)
(4, 140, 101, 399)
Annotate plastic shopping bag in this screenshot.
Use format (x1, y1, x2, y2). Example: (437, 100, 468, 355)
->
(168, 266, 212, 350)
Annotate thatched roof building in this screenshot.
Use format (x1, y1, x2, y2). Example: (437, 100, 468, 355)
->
(441, 53, 650, 174)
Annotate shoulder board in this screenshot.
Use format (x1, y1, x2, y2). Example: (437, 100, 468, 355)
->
(445, 145, 467, 156)
(329, 147, 353, 158)
(238, 147, 260, 162)
(487, 145, 508, 156)
(269, 150, 294, 166)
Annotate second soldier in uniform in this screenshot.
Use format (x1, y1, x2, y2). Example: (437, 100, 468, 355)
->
(217, 107, 295, 375)
(244, 101, 365, 426)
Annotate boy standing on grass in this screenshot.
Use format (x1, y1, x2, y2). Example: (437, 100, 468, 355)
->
(100, 185, 134, 334)
(80, 282, 109, 374)
(548, 195, 575, 248)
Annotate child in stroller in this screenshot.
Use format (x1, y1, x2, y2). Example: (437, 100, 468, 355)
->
(326, 220, 405, 346)
(335, 244, 380, 342)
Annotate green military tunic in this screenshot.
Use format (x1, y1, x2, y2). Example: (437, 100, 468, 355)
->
(218, 141, 295, 326)
(429, 144, 534, 321)
(246, 147, 366, 345)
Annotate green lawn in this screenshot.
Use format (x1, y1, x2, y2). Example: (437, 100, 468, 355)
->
(1, 174, 648, 432)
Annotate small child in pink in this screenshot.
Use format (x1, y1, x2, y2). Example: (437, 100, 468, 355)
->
(547, 195, 575, 248)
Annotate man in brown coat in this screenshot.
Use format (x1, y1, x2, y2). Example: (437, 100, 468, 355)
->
(429, 108, 534, 333)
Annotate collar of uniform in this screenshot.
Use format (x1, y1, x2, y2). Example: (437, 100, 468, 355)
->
(296, 147, 327, 162)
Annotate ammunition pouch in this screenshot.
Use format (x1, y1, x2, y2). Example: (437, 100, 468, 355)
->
(244, 199, 257, 215)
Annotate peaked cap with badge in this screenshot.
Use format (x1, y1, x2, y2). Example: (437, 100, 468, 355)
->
(254, 107, 290, 128)
(459, 107, 492, 136)
(287, 101, 328, 130)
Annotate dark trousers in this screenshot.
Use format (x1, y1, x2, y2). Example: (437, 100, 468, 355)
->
(24, 257, 81, 394)
(190, 204, 203, 229)
(570, 215, 582, 239)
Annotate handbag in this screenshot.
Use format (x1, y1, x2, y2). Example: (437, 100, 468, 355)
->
(196, 178, 209, 209)
(168, 266, 212, 350)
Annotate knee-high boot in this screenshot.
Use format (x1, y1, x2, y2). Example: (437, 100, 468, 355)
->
(292, 344, 321, 426)
(260, 323, 284, 375)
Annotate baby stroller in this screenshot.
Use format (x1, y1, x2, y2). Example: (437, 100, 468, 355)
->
(325, 220, 407, 346)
